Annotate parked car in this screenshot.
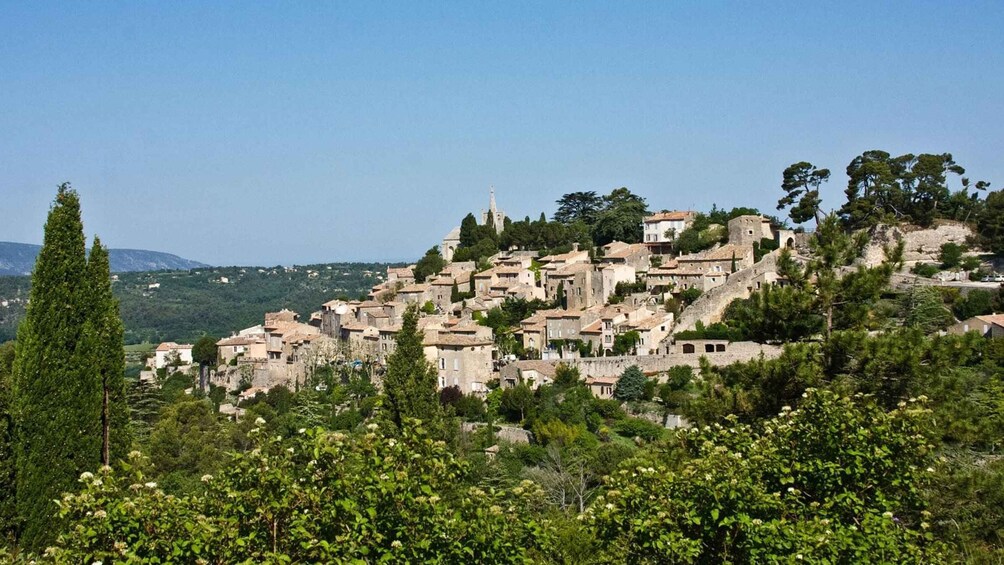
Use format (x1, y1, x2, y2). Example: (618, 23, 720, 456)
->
(980, 274, 1004, 282)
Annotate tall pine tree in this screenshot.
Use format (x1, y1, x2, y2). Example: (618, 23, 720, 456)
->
(11, 184, 103, 549)
(381, 306, 443, 434)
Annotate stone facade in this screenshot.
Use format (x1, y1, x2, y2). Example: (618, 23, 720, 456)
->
(728, 215, 774, 247)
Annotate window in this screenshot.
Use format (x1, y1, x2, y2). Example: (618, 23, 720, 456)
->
(453, 358, 459, 371)
(715, 343, 726, 352)
(605, 335, 612, 343)
(705, 344, 715, 353)
(682, 343, 695, 354)
(439, 358, 445, 370)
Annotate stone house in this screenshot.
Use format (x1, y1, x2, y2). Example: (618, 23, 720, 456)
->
(546, 263, 596, 310)
(623, 312, 674, 355)
(544, 309, 602, 357)
(643, 211, 695, 254)
(516, 309, 562, 352)
(397, 283, 433, 306)
(153, 342, 193, 369)
(386, 266, 416, 285)
(586, 376, 616, 399)
(676, 244, 755, 275)
(593, 263, 636, 305)
(428, 332, 494, 395)
(264, 312, 321, 363)
(500, 360, 558, 390)
(601, 241, 651, 273)
(728, 215, 774, 247)
(579, 305, 654, 355)
(216, 336, 267, 365)
(947, 314, 1004, 338)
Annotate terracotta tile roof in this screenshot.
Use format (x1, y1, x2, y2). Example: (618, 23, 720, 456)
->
(603, 243, 649, 259)
(512, 360, 557, 377)
(644, 211, 694, 223)
(399, 283, 431, 293)
(551, 262, 593, 276)
(580, 320, 603, 333)
(975, 314, 1004, 326)
(216, 336, 260, 346)
(628, 314, 672, 330)
(424, 333, 493, 347)
(156, 342, 192, 351)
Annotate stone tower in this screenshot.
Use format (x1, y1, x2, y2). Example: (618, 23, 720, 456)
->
(480, 185, 506, 234)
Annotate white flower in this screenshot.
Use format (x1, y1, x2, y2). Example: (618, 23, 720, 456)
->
(255, 417, 266, 425)
(926, 467, 935, 473)
(366, 423, 379, 431)
(93, 510, 107, 519)
(80, 472, 94, 481)
(391, 540, 403, 549)
(883, 511, 894, 519)
(298, 428, 306, 434)
(144, 482, 157, 489)
(201, 474, 214, 483)
(286, 447, 295, 454)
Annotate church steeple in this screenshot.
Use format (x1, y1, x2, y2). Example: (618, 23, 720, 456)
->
(481, 184, 506, 235)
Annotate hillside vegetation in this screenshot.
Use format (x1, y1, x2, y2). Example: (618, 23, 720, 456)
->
(0, 263, 397, 344)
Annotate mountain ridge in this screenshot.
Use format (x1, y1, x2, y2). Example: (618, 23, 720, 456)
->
(0, 241, 209, 276)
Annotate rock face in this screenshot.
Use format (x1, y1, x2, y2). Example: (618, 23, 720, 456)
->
(863, 221, 977, 267)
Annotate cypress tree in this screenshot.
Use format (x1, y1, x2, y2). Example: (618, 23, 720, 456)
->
(12, 184, 102, 549)
(82, 238, 130, 465)
(381, 306, 443, 433)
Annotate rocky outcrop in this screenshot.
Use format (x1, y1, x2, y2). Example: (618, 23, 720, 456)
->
(864, 221, 977, 267)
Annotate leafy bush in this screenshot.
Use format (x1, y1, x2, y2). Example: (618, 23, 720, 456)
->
(589, 390, 945, 563)
(612, 417, 664, 442)
(47, 421, 549, 563)
(911, 262, 940, 278)
(939, 242, 965, 269)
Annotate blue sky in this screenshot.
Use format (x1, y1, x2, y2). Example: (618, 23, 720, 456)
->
(2, 1, 1002, 265)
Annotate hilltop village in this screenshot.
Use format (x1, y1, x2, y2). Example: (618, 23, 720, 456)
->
(148, 186, 987, 416)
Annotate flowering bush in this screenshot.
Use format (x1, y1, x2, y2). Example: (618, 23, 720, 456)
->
(588, 389, 948, 563)
(46, 420, 548, 563)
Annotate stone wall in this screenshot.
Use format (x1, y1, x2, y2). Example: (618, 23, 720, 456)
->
(673, 251, 782, 332)
(554, 341, 782, 379)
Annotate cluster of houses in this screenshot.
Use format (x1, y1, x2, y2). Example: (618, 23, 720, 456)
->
(152, 192, 810, 402)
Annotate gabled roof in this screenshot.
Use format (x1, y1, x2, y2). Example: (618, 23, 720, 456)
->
(644, 211, 694, 223)
(424, 333, 493, 347)
(156, 342, 192, 351)
(603, 243, 649, 259)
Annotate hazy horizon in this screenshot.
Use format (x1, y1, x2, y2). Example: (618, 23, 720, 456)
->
(3, 1, 1002, 266)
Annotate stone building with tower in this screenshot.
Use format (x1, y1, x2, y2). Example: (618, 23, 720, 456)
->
(442, 187, 507, 261)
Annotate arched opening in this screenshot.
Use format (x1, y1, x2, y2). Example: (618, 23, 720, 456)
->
(682, 343, 695, 354)
(785, 237, 794, 248)
(715, 343, 726, 352)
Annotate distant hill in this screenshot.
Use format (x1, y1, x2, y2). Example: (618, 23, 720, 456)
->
(0, 241, 209, 276)
(0, 262, 400, 344)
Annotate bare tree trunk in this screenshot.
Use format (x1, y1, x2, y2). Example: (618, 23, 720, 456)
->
(101, 382, 110, 466)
